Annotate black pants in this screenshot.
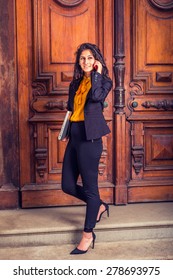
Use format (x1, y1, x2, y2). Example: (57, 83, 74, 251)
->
(62, 122, 103, 231)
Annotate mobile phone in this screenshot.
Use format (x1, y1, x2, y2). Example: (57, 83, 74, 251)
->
(93, 64, 98, 71)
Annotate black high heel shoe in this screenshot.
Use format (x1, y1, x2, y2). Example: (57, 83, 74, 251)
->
(70, 232, 96, 255)
(96, 202, 109, 223)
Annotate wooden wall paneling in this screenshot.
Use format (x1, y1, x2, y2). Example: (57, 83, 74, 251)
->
(0, 0, 19, 208)
(16, 0, 33, 186)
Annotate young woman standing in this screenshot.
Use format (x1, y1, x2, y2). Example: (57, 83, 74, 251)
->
(61, 43, 112, 254)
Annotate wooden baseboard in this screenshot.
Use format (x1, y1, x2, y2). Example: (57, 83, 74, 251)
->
(21, 183, 114, 208)
(128, 181, 173, 203)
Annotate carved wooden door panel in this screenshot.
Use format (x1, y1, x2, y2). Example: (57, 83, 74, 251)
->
(124, 0, 173, 203)
(17, 0, 114, 207)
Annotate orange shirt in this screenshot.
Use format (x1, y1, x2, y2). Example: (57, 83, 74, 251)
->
(70, 76, 91, 122)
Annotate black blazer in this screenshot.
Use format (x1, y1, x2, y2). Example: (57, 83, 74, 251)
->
(67, 71, 113, 140)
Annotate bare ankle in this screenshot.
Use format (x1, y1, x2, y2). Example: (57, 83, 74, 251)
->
(83, 231, 92, 239)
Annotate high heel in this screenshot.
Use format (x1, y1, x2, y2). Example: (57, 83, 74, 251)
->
(92, 231, 96, 249)
(96, 202, 109, 223)
(70, 232, 96, 255)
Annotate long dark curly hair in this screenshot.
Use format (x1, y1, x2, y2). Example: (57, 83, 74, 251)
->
(73, 43, 110, 80)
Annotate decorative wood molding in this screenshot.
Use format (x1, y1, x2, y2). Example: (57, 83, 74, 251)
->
(32, 82, 47, 97)
(98, 147, 107, 176)
(129, 81, 144, 96)
(132, 146, 144, 174)
(35, 148, 47, 178)
(46, 101, 67, 110)
(142, 100, 173, 110)
(127, 82, 144, 115)
(113, 0, 127, 205)
(148, 0, 173, 11)
(31, 82, 48, 113)
(156, 72, 172, 82)
(144, 125, 173, 172)
(113, 0, 125, 113)
(53, 0, 84, 7)
(61, 72, 73, 82)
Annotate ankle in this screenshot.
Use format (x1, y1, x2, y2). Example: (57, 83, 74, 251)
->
(100, 203, 106, 212)
(82, 231, 92, 239)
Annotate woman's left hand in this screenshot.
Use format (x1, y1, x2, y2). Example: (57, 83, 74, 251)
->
(93, 60, 102, 74)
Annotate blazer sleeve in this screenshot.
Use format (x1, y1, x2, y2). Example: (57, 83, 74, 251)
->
(90, 72, 113, 102)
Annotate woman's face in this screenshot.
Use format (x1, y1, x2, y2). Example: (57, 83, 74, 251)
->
(79, 49, 95, 76)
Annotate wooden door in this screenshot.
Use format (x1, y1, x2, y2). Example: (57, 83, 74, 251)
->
(17, 0, 173, 208)
(16, 0, 114, 207)
(123, 0, 173, 203)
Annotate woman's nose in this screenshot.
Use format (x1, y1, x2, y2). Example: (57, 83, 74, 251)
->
(84, 58, 89, 64)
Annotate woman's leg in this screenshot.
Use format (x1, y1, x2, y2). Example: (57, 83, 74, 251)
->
(61, 140, 87, 202)
(70, 138, 102, 253)
(77, 138, 103, 231)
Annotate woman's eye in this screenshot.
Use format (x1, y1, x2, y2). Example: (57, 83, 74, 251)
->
(79, 56, 94, 61)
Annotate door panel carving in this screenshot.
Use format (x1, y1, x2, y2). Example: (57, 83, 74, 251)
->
(125, 0, 173, 202)
(148, 0, 173, 11)
(33, 0, 97, 92)
(144, 125, 173, 172)
(131, 0, 173, 94)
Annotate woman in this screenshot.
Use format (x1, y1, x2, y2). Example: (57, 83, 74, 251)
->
(61, 43, 112, 255)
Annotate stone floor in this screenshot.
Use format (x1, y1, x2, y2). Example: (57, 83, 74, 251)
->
(0, 238, 173, 260)
(0, 202, 173, 260)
